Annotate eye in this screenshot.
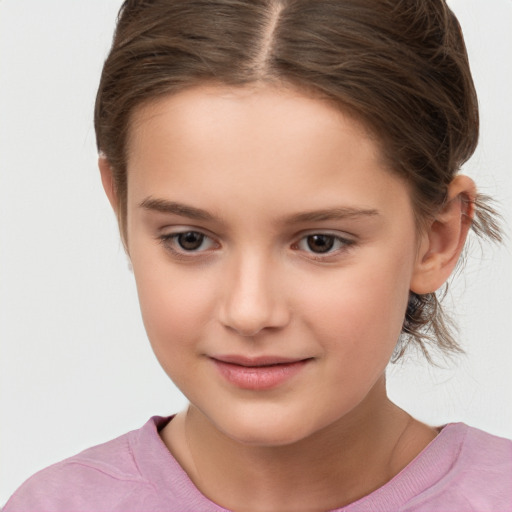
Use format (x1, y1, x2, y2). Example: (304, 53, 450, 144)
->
(159, 230, 217, 253)
(294, 233, 353, 255)
(176, 231, 207, 251)
(304, 234, 335, 253)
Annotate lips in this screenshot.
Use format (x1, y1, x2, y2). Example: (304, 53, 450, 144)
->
(210, 355, 312, 390)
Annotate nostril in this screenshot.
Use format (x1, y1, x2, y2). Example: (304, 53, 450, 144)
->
(223, 314, 273, 337)
(220, 299, 291, 337)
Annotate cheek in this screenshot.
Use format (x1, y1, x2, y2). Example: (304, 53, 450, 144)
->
(297, 249, 412, 358)
(130, 254, 216, 361)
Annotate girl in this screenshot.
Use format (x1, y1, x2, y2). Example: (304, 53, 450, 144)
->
(3, 0, 511, 510)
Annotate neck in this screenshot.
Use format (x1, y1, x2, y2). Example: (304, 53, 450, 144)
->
(161, 378, 437, 512)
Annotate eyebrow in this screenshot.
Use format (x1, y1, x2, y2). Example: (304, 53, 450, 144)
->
(139, 197, 380, 224)
(139, 197, 216, 221)
(281, 207, 380, 224)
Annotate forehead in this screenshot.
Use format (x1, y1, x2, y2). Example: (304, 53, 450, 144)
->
(127, 83, 378, 163)
(125, 84, 412, 220)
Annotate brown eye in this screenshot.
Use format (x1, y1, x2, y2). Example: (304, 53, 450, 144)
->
(294, 233, 354, 258)
(177, 231, 205, 251)
(159, 230, 218, 256)
(306, 234, 335, 253)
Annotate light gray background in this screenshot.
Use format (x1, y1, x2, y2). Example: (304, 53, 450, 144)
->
(1, 0, 511, 504)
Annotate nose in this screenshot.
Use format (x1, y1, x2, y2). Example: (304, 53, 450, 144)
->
(218, 253, 291, 337)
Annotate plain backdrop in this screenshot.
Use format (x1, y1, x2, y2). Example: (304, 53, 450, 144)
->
(1, 0, 511, 504)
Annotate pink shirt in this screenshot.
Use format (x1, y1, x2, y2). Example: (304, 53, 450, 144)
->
(4, 416, 512, 511)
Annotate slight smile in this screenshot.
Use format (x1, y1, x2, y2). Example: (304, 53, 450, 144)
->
(210, 355, 313, 391)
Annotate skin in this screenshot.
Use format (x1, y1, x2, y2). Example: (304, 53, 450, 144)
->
(100, 84, 475, 512)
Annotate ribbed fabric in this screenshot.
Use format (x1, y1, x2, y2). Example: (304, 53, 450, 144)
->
(4, 416, 512, 511)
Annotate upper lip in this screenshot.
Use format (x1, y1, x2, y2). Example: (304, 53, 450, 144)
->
(210, 355, 311, 367)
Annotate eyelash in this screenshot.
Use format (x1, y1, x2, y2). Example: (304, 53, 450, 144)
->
(158, 231, 219, 260)
(291, 233, 355, 260)
(157, 230, 355, 260)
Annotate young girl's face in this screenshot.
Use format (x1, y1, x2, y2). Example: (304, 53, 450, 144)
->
(124, 84, 425, 445)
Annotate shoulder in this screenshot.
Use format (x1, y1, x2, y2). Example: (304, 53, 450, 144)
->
(461, 423, 512, 459)
(405, 423, 512, 512)
(3, 417, 173, 512)
(450, 423, 512, 482)
(347, 423, 512, 512)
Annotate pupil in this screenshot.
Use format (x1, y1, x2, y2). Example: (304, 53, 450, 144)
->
(307, 235, 334, 253)
(178, 232, 204, 250)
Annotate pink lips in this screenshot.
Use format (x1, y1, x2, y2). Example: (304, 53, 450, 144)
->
(211, 355, 311, 390)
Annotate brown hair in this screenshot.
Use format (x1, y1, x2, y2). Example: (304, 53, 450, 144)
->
(94, 0, 501, 362)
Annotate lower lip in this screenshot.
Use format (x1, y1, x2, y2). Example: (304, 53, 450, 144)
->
(212, 359, 310, 390)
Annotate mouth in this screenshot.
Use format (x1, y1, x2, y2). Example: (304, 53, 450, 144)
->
(210, 355, 313, 390)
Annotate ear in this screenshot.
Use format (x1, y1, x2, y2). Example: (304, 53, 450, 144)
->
(410, 175, 476, 294)
(98, 155, 118, 213)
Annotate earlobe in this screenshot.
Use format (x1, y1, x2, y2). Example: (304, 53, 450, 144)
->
(98, 155, 118, 213)
(410, 175, 476, 294)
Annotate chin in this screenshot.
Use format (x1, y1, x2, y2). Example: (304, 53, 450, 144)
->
(209, 407, 331, 448)
(229, 430, 310, 448)
(230, 427, 306, 447)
